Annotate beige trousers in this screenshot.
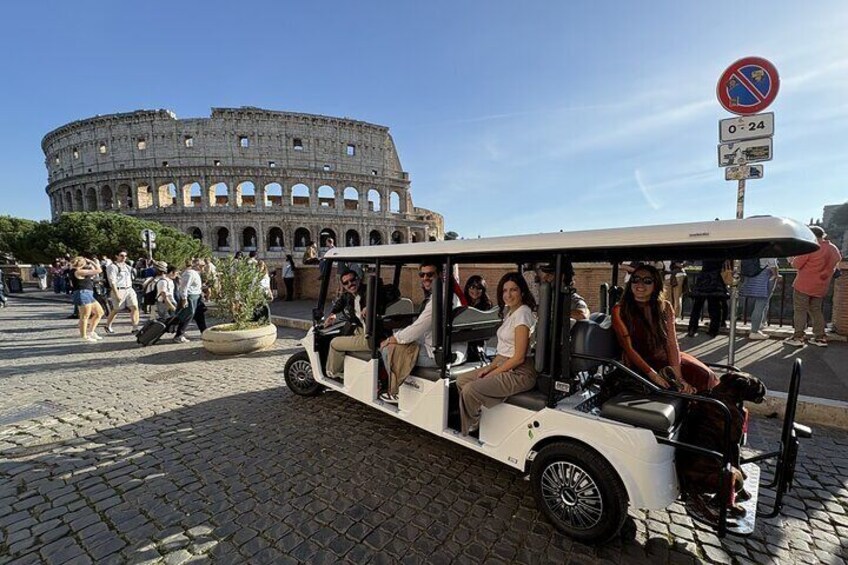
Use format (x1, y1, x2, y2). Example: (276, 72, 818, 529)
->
(326, 326, 369, 376)
(792, 290, 825, 339)
(457, 356, 536, 435)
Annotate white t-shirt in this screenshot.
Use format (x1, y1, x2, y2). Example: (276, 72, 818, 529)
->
(156, 277, 175, 303)
(180, 269, 203, 296)
(496, 304, 535, 358)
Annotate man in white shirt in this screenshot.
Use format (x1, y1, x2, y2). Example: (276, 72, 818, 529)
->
(178, 258, 205, 341)
(379, 262, 442, 403)
(105, 250, 140, 334)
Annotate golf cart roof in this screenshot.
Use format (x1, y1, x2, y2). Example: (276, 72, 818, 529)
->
(325, 217, 818, 264)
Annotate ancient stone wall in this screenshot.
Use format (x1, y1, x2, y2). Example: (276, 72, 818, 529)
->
(42, 108, 443, 259)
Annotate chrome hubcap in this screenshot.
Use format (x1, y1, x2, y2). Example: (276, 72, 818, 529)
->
(288, 359, 314, 391)
(540, 461, 603, 530)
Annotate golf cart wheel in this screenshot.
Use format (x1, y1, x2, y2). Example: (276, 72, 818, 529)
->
(531, 441, 628, 544)
(284, 351, 323, 397)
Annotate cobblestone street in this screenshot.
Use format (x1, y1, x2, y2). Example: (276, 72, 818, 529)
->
(1, 300, 847, 564)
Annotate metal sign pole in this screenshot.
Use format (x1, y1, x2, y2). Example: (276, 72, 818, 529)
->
(727, 175, 746, 365)
(146, 232, 153, 260)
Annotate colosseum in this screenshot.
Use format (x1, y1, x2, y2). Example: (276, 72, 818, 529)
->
(42, 107, 444, 259)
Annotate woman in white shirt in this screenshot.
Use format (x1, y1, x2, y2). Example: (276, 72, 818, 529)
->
(457, 272, 537, 435)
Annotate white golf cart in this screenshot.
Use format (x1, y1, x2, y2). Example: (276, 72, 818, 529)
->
(284, 217, 817, 543)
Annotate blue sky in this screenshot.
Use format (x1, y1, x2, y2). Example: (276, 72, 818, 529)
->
(0, 1, 846, 237)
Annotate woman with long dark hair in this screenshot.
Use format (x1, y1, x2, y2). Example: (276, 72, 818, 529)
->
(456, 272, 537, 435)
(463, 275, 492, 310)
(611, 263, 717, 394)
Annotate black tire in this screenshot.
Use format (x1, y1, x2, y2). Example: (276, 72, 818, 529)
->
(530, 441, 628, 544)
(284, 351, 323, 397)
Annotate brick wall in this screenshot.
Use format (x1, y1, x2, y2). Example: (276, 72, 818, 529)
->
(288, 262, 621, 312)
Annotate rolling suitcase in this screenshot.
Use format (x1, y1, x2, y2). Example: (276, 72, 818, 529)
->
(136, 319, 168, 346)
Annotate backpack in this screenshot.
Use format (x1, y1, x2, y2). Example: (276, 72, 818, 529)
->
(142, 277, 158, 306)
(741, 258, 765, 278)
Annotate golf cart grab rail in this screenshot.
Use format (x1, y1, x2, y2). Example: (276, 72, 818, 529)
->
(571, 352, 737, 536)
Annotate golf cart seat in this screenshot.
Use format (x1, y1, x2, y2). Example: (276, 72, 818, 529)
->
(347, 350, 371, 362)
(571, 318, 620, 374)
(601, 393, 685, 435)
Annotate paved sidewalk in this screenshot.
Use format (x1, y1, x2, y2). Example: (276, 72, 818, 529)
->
(1, 300, 848, 564)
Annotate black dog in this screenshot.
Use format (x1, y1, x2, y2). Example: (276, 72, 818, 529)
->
(677, 372, 766, 520)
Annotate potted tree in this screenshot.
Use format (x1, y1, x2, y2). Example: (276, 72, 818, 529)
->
(202, 256, 277, 355)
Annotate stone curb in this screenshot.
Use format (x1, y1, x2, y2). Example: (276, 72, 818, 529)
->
(270, 315, 311, 331)
(747, 392, 848, 431)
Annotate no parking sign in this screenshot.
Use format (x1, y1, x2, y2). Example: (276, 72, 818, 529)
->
(716, 57, 780, 115)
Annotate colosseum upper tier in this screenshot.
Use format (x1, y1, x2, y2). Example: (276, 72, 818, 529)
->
(42, 107, 443, 256)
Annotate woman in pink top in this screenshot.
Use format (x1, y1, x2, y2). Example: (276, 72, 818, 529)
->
(787, 226, 842, 347)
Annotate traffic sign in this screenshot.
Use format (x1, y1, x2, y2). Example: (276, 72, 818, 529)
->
(725, 165, 764, 181)
(719, 112, 774, 142)
(718, 138, 773, 167)
(140, 229, 157, 242)
(717, 57, 780, 115)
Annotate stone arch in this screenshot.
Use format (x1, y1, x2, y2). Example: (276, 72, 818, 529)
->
(369, 230, 383, 246)
(136, 184, 153, 209)
(216, 227, 231, 251)
(320, 228, 337, 249)
(345, 229, 360, 247)
(85, 187, 98, 211)
(291, 183, 310, 207)
(317, 185, 335, 208)
(101, 185, 114, 210)
(63, 191, 73, 212)
(74, 188, 84, 211)
(188, 227, 203, 241)
(157, 183, 177, 208)
(343, 187, 359, 210)
(117, 184, 132, 209)
(268, 227, 284, 250)
(237, 181, 255, 207)
(368, 189, 381, 212)
(264, 183, 282, 207)
(294, 227, 311, 250)
(211, 183, 229, 207)
(391, 230, 405, 244)
(184, 182, 202, 207)
(389, 191, 401, 213)
(242, 226, 258, 250)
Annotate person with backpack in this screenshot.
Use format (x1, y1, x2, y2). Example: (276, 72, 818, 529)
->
(740, 257, 779, 340)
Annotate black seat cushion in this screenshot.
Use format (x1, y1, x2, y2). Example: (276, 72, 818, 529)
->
(600, 393, 685, 434)
(505, 390, 548, 411)
(347, 350, 372, 362)
(414, 363, 481, 382)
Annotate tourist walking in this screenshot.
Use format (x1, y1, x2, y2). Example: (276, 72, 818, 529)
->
(51, 260, 65, 293)
(283, 255, 296, 301)
(178, 258, 206, 338)
(69, 256, 105, 342)
(104, 250, 140, 334)
(741, 258, 779, 340)
(785, 226, 842, 347)
(32, 264, 48, 290)
(687, 259, 728, 338)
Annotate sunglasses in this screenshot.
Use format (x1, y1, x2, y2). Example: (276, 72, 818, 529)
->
(342, 278, 358, 287)
(469, 285, 484, 290)
(630, 276, 655, 285)
(418, 271, 436, 279)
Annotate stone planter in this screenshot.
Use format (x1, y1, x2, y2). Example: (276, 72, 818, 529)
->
(201, 323, 277, 355)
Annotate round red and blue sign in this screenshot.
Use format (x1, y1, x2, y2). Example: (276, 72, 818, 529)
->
(717, 57, 780, 115)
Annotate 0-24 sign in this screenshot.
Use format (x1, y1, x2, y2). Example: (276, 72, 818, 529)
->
(719, 112, 774, 142)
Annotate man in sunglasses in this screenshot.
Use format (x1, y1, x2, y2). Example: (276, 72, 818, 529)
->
(378, 262, 444, 403)
(324, 269, 369, 379)
(104, 249, 140, 334)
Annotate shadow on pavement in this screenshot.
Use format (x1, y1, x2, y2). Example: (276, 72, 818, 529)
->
(4, 384, 837, 563)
